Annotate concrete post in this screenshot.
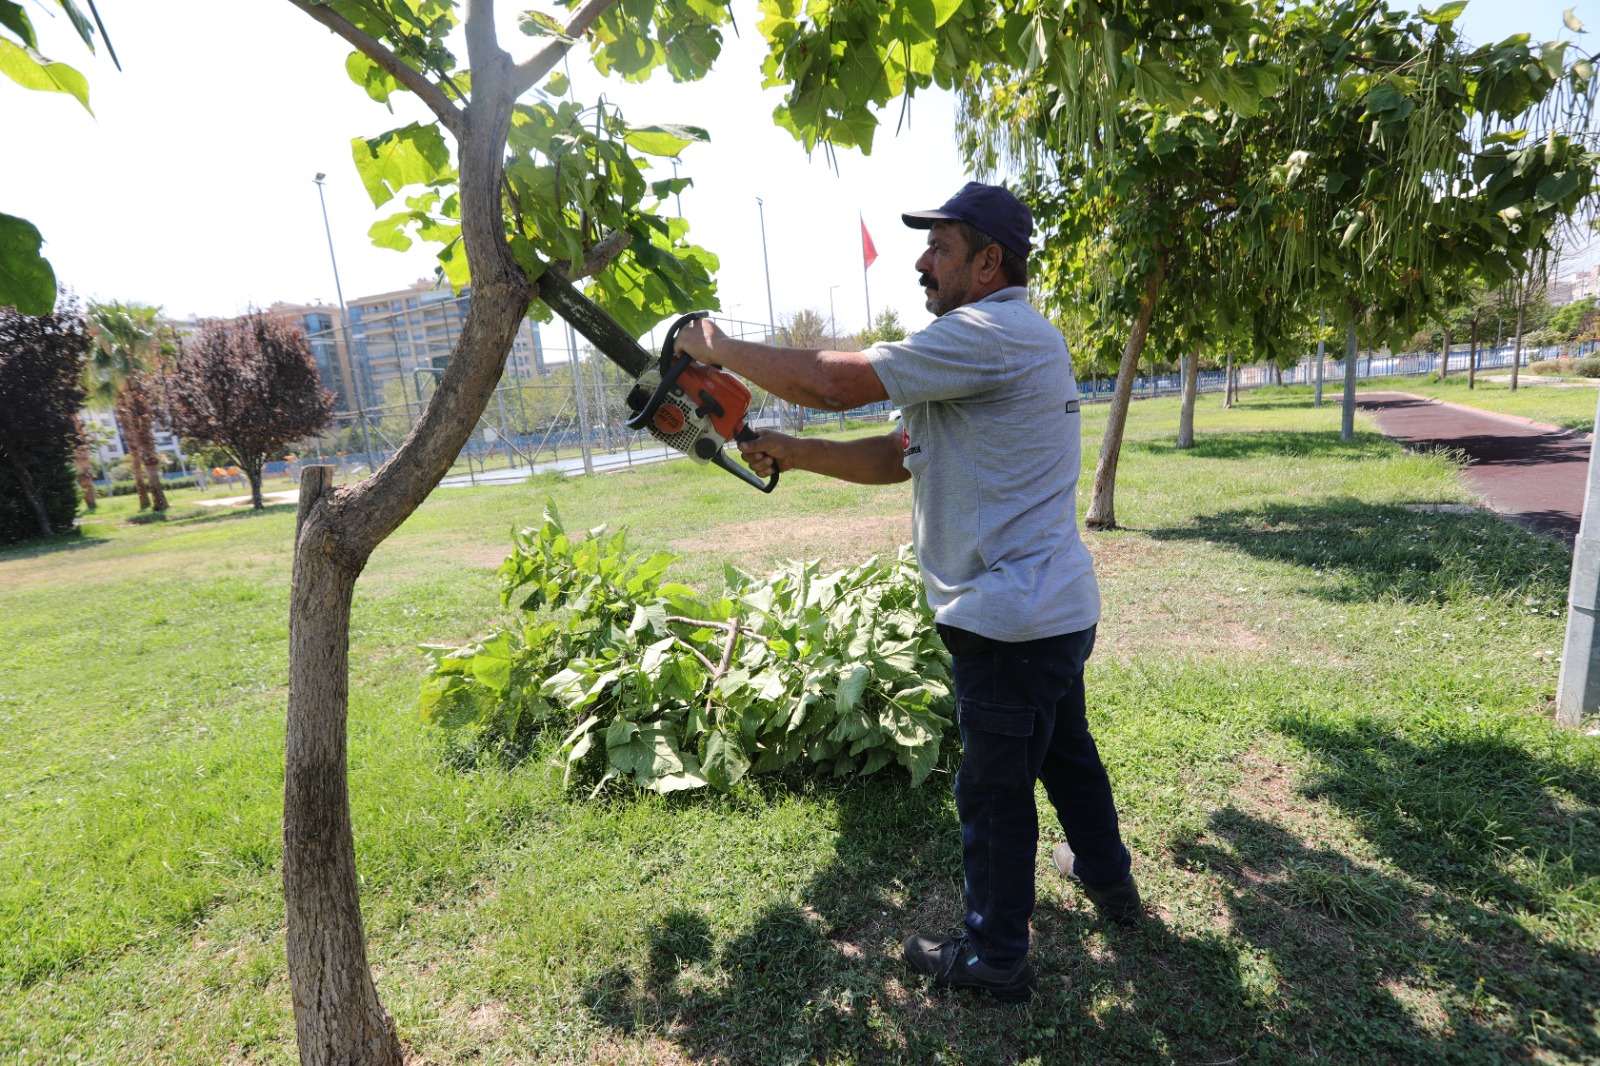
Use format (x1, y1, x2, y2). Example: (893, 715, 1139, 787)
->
(1556, 388, 1600, 727)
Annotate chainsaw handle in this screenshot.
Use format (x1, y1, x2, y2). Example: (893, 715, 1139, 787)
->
(713, 444, 778, 493)
(728, 426, 779, 493)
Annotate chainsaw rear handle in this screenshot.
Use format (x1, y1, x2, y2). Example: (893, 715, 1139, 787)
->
(729, 426, 779, 494)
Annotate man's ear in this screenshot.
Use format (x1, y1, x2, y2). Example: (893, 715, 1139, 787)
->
(975, 242, 1005, 284)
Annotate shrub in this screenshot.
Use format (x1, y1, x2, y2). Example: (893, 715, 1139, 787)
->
(1528, 358, 1571, 376)
(418, 502, 954, 795)
(107, 476, 198, 497)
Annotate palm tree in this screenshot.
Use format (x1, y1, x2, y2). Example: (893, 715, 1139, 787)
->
(86, 301, 169, 512)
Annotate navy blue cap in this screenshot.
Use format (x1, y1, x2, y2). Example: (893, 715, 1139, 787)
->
(902, 182, 1032, 260)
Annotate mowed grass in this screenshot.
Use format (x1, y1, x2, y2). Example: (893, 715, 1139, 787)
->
(2, 389, 1596, 1065)
(1359, 373, 1599, 434)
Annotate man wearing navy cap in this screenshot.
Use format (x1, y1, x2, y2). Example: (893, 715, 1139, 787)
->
(673, 182, 1138, 1003)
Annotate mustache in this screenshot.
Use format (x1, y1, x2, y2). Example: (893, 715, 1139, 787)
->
(919, 272, 937, 290)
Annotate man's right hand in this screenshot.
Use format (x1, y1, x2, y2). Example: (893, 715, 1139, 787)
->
(736, 429, 802, 478)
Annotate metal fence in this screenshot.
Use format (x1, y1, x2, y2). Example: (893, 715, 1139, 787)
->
(277, 330, 1580, 489)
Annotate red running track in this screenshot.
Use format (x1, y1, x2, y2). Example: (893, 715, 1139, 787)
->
(1354, 391, 1594, 543)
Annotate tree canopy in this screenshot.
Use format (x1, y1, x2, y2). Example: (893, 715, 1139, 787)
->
(165, 311, 335, 509)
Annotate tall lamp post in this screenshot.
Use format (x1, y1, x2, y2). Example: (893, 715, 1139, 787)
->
(313, 172, 377, 474)
(757, 196, 797, 430)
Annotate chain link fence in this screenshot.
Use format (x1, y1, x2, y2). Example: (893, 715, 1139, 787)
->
(276, 290, 1569, 488)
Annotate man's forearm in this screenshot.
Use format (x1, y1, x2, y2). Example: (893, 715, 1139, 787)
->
(697, 338, 888, 412)
(774, 431, 909, 485)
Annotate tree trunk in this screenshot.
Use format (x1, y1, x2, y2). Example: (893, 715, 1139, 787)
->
(1468, 316, 1479, 390)
(115, 392, 151, 510)
(0, 425, 54, 537)
(1085, 261, 1164, 530)
(246, 461, 265, 510)
(1177, 347, 1200, 449)
(1511, 288, 1526, 393)
(1439, 325, 1451, 380)
(1342, 317, 1358, 441)
(1223, 350, 1235, 409)
(120, 378, 169, 512)
(74, 418, 97, 511)
(282, 23, 542, 1062)
(1272, 361, 1283, 387)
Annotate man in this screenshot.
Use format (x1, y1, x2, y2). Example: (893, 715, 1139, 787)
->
(673, 182, 1139, 1004)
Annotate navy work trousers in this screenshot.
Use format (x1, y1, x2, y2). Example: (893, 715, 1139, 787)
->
(939, 622, 1130, 970)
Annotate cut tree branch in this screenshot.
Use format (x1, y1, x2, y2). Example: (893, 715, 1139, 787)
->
(511, 0, 616, 97)
(285, 0, 462, 134)
(545, 229, 632, 285)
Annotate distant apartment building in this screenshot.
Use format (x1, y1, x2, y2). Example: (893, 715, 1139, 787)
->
(344, 279, 545, 412)
(1569, 265, 1600, 303)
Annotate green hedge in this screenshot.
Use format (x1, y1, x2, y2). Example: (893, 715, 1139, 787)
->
(105, 477, 199, 497)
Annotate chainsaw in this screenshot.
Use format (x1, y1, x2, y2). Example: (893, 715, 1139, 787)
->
(536, 268, 777, 494)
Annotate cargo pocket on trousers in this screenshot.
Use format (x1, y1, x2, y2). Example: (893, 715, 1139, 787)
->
(956, 699, 1036, 791)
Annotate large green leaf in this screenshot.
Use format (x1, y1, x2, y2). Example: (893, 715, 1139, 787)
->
(0, 211, 55, 317)
(701, 729, 750, 791)
(0, 38, 89, 110)
(350, 123, 453, 208)
(622, 123, 709, 158)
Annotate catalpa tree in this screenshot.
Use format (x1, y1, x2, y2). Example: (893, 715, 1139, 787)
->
(278, 1, 1456, 1061)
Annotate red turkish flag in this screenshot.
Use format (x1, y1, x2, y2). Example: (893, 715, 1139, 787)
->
(861, 217, 878, 270)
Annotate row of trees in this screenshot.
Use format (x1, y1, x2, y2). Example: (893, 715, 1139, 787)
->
(0, 300, 336, 542)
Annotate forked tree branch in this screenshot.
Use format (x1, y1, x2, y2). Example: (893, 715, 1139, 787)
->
(285, 0, 463, 134)
(511, 0, 616, 97)
(546, 228, 632, 283)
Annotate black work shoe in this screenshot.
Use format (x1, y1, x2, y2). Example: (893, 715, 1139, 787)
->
(903, 930, 1036, 1003)
(1052, 843, 1144, 925)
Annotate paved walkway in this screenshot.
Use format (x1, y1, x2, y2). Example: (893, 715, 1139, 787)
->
(1355, 391, 1592, 541)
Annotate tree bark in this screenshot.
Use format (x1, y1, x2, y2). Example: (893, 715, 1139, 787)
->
(1223, 350, 1235, 409)
(1468, 316, 1479, 390)
(1086, 261, 1164, 530)
(281, 12, 547, 1063)
(119, 378, 169, 512)
(1177, 346, 1199, 449)
(1341, 317, 1358, 441)
(246, 461, 265, 510)
(1511, 287, 1526, 393)
(1272, 361, 1283, 387)
(0, 425, 54, 537)
(115, 392, 151, 510)
(1438, 324, 1451, 380)
(74, 418, 97, 511)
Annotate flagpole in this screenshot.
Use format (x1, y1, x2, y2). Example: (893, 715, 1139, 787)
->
(860, 213, 874, 329)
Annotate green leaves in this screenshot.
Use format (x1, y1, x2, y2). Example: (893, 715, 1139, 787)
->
(518, 10, 573, 40)
(0, 212, 55, 317)
(622, 123, 708, 158)
(0, 38, 90, 110)
(351, 123, 453, 208)
(419, 507, 954, 796)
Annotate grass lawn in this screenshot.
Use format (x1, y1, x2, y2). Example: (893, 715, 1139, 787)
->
(1358, 373, 1598, 434)
(2, 390, 1595, 1064)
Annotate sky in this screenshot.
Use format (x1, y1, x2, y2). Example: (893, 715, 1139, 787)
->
(4, 0, 1594, 357)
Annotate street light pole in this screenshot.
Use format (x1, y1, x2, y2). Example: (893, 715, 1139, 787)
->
(313, 173, 378, 475)
(757, 197, 796, 431)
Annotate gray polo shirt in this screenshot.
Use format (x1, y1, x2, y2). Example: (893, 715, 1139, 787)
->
(865, 287, 1100, 643)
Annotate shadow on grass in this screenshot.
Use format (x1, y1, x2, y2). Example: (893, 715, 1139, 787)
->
(0, 528, 102, 561)
(167, 501, 300, 527)
(1126, 429, 1392, 462)
(575, 710, 1600, 1063)
(1147, 498, 1571, 606)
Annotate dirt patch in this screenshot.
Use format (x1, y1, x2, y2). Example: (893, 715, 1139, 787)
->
(669, 512, 913, 567)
